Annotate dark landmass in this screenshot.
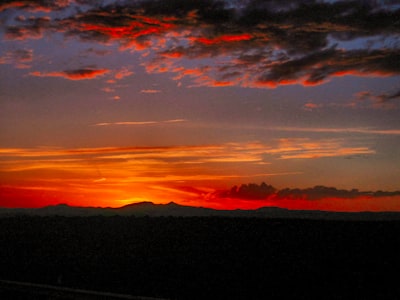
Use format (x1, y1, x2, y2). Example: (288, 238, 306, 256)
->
(0, 279, 166, 300)
(1, 215, 400, 299)
(1, 201, 400, 220)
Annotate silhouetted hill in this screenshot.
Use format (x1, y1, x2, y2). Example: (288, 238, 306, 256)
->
(1, 201, 400, 220)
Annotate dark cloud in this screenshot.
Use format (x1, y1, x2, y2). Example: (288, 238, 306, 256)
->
(219, 182, 277, 200)
(217, 182, 400, 201)
(356, 88, 400, 109)
(376, 89, 400, 103)
(0, 48, 33, 67)
(30, 68, 109, 80)
(0, 0, 70, 12)
(2, 0, 400, 87)
(257, 48, 400, 87)
(4, 16, 51, 40)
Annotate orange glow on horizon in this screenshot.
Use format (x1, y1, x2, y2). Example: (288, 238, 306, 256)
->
(2, 183, 400, 212)
(1, 144, 398, 211)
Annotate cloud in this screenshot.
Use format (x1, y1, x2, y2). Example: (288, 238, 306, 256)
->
(216, 182, 400, 201)
(140, 89, 162, 94)
(114, 67, 133, 79)
(355, 89, 400, 109)
(0, 48, 33, 68)
(0, 0, 70, 12)
(219, 182, 277, 200)
(3, 0, 399, 88)
(265, 138, 375, 159)
(254, 48, 400, 87)
(101, 87, 115, 93)
(272, 126, 400, 136)
(4, 16, 51, 40)
(95, 121, 158, 126)
(94, 119, 187, 126)
(303, 102, 322, 111)
(30, 68, 109, 80)
(0, 138, 374, 173)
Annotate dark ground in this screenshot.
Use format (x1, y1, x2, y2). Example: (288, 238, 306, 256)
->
(0, 216, 399, 299)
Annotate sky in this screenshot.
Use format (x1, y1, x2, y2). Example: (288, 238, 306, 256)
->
(0, 0, 400, 211)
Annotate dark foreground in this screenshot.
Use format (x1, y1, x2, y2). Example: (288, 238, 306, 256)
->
(0, 216, 399, 299)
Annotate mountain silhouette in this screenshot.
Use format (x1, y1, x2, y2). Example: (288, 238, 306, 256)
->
(1, 202, 400, 220)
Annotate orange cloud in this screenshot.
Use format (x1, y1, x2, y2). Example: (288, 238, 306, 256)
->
(114, 67, 134, 79)
(140, 89, 161, 94)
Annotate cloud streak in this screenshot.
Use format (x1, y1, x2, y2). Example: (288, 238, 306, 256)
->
(273, 126, 400, 136)
(94, 119, 187, 126)
(140, 89, 162, 94)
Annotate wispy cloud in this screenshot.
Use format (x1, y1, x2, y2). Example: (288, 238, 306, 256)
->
(95, 121, 158, 126)
(0, 138, 375, 162)
(94, 119, 187, 126)
(264, 138, 375, 159)
(355, 90, 400, 109)
(140, 89, 162, 94)
(114, 67, 134, 80)
(302, 102, 322, 111)
(272, 127, 400, 136)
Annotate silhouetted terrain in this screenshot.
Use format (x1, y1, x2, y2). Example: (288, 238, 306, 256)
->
(1, 202, 400, 220)
(1, 216, 400, 299)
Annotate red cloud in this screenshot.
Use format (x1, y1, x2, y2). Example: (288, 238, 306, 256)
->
(30, 68, 109, 80)
(195, 33, 253, 45)
(74, 14, 177, 45)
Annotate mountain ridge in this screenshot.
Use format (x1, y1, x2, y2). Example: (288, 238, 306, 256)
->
(1, 201, 400, 220)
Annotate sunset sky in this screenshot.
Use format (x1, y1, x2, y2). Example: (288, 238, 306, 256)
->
(1, 0, 400, 211)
